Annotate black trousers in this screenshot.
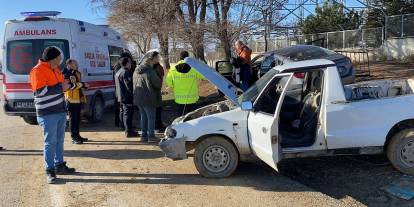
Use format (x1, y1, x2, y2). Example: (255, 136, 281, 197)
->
(156, 106, 163, 128)
(67, 103, 81, 139)
(114, 100, 124, 128)
(121, 104, 134, 133)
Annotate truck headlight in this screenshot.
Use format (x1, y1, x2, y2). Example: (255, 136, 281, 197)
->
(166, 127, 177, 138)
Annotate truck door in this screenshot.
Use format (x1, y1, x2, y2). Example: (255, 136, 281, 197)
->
(247, 73, 293, 170)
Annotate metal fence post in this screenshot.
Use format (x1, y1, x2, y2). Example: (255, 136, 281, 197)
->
(326, 32, 329, 49)
(342, 31, 345, 49)
(384, 16, 388, 41)
(401, 14, 404, 38)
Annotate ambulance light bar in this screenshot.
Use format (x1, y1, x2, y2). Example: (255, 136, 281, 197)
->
(20, 11, 61, 17)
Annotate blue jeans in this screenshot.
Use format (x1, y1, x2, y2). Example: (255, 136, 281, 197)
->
(37, 112, 66, 171)
(138, 106, 156, 138)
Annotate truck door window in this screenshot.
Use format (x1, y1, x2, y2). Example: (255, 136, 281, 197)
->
(255, 76, 288, 114)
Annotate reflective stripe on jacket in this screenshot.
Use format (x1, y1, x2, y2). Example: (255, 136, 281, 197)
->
(165, 60, 205, 105)
(29, 59, 66, 116)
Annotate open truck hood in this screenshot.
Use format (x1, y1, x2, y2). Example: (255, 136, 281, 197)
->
(185, 58, 239, 106)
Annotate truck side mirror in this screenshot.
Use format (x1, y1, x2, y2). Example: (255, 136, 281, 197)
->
(215, 60, 232, 74)
(241, 101, 253, 111)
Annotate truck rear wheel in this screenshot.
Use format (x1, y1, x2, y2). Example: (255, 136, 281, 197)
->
(194, 136, 239, 178)
(22, 116, 38, 125)
(387, 129, 414, 175)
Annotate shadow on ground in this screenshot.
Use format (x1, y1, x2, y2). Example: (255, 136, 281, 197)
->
(278, 155, 414, 206)
(0, 148, 163, 160)
(1, 147, 414, 205)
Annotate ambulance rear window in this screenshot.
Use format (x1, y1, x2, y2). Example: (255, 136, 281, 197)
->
(7, 39, 69, 74)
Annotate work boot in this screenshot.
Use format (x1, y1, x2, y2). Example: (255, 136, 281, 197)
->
(55, 162, 76, 175)
(72, 137, 83, 145)
(46, 170, 57, 184)
(126, 131, 139, 138)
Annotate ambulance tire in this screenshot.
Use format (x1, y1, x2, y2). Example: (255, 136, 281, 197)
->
(89, 96, 104, 123)
(22, 116, 38, 125)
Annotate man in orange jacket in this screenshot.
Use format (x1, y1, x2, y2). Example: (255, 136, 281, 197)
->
(29, 46, 76, 184)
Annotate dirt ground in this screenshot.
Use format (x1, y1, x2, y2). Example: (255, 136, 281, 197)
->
(1, 62, 414, 207)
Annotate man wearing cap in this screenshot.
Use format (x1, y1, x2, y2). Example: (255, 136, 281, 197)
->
(29, 46, 76, 184)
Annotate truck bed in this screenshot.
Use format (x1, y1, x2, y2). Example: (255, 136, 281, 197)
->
(344, 79, 414, 101)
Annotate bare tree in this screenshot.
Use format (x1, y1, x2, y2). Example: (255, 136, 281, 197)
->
(94, 0, 176, 68)
(174, 0, 208, 61)
(249, 0, 282, 52)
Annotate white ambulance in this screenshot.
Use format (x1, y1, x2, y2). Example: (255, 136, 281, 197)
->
(1, 11, 127, 124)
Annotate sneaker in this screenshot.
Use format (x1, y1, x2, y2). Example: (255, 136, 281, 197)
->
(55, 162, 76, 175)
(72, 138, 83, 144)
(78, 136, 88, 142)
(126, 131, 139, 138)
(0, 146, 3, 151)
(46, 170, 57, 184)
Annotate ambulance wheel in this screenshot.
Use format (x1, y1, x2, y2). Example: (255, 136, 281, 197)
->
(387, 129, 414, 175)
(89, 96, 104, 123)
(194, 136, 239, 178)
(22, 116, 38, 125)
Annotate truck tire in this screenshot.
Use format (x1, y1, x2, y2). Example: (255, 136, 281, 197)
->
(89, 96, 104, 123)
(194, 136, 239, 178)
(387, 129, 414, 175)
(22, 116, 38, 125)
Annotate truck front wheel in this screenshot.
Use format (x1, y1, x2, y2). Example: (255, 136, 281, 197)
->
(387, 129, 414, 175)
(194, 136, 239, 178)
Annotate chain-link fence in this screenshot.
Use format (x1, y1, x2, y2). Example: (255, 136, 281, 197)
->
(386, 13, 414, 38)
(249, 27, 384, 53)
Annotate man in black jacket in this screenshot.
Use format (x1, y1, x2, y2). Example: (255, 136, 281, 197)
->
(115, 57, 138, 138)
(113, 51, 136, 129)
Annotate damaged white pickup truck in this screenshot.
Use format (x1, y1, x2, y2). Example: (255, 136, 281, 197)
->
(160, 58, 414, 178)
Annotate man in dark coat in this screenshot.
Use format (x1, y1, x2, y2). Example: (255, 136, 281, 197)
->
(153, 62, 165, 131)
(133, 51, 162, 142)
(115, 57, 138, 138)
(113, 51, 136, 129)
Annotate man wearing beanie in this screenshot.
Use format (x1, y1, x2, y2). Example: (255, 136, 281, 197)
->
(29, 46, 76, 184)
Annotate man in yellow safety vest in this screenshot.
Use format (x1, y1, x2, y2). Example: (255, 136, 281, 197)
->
(165, 51, 205, 116)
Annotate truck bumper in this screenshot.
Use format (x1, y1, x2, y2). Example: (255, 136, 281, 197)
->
(159, 137, 188, 160)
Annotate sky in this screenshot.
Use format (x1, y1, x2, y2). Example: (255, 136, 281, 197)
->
(0, 0, 107, 56)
